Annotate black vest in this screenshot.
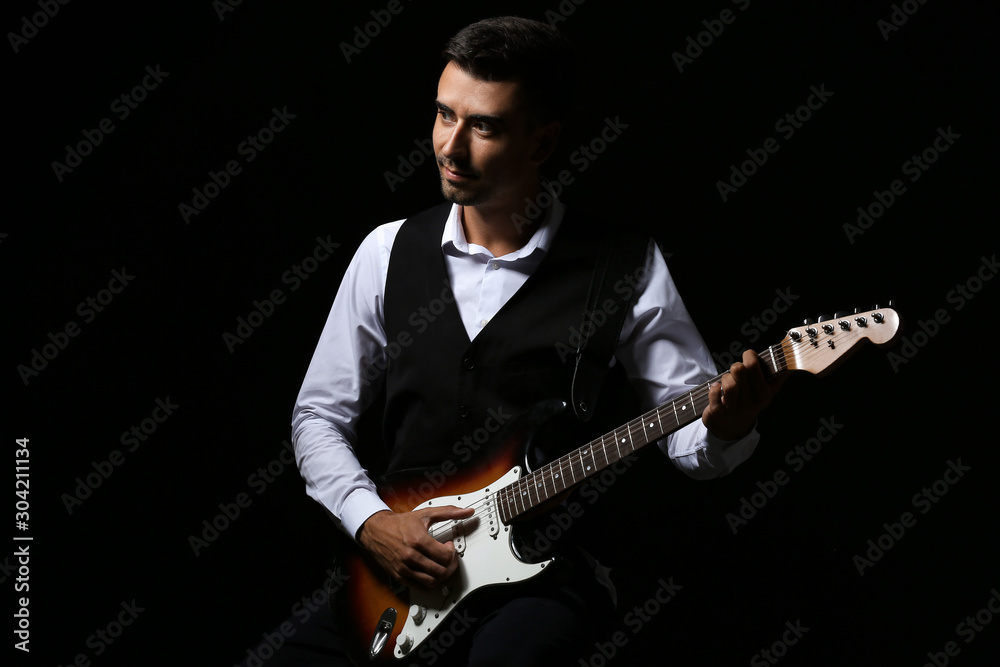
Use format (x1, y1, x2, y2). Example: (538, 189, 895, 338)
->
(381, 203, 648, 473)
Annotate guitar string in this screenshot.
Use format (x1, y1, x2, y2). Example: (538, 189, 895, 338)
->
(426, 323, 886, 541)
(426, 343, 767, 540)
(427, 346, 782, 539)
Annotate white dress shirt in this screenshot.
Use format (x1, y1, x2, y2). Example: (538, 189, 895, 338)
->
(291, 200, 758, 539)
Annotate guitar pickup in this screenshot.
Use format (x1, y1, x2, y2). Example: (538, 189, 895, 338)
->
(486, 494, 500, 538)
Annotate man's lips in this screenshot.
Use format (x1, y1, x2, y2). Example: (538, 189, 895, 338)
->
(440, 162, 476, 181)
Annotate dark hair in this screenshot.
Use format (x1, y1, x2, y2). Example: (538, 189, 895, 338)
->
(441, 16, 578, 126)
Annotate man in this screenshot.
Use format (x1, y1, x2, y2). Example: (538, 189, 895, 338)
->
(292, 16, 782, 666)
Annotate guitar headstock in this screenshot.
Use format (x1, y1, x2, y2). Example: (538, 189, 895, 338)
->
(779, 306, 900, 376)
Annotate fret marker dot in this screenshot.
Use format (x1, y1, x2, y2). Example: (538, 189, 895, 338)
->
(681, 406, 687, 411)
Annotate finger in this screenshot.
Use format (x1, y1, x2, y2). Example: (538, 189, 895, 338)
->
(416, 506, 474, 539)
(720, 370, 740, 407)
(407, 548, 456, 584)
(421, 504, 476, 523)
(394, 536, 457, 586)
(707, 380, 723, 411)
(413, 506, 470, 559)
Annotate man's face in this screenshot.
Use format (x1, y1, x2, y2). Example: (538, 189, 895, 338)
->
(433, 61, 552, 208)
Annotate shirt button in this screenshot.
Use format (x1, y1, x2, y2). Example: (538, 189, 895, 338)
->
(480, 319, 489, 328)
(491, 262, 500, 270)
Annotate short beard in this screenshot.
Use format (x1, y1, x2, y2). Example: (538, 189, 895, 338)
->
(440, 179, 484, 206)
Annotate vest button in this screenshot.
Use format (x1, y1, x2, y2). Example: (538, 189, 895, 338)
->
(462, 357, 475, 370)
(458, 405, 471, 419)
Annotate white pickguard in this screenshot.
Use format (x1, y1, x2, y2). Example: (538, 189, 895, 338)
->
(392, 467, 551, 659)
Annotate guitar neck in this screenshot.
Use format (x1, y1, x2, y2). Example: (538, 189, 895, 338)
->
(495, 344, 787, 523)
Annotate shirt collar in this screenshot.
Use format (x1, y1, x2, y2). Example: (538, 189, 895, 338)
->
(441, 198, 565, 260)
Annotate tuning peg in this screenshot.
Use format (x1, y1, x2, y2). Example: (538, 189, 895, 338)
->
(834, 310, 851, 318)
(816, 314, 832, 323)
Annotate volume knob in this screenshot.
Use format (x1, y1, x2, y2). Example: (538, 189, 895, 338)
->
(409, 604, 427, 625)
(396, 633, 414, 653)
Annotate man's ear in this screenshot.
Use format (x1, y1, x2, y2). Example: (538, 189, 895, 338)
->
(530, 121, 561, 165)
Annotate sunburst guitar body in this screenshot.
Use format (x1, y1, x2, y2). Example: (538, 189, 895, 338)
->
(332, 307, 901, 663)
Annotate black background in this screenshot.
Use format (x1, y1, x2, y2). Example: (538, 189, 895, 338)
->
(5, 0, 999, 665)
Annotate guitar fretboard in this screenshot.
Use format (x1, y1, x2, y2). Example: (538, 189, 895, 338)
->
(495, 343, 787, 523)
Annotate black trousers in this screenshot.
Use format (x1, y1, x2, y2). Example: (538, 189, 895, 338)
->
(242, 555, 613, 667)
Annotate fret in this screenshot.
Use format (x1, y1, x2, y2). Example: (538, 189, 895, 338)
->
(516, 479, 527, 515)
(646, 414, 659, 442)
(494, 336, 814, 524)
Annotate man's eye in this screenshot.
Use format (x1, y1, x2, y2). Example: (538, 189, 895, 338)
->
(474, 122, 494, 134)
(437, 109, 454, 122)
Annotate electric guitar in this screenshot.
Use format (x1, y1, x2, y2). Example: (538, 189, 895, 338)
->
(333, 307, 901, 663)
